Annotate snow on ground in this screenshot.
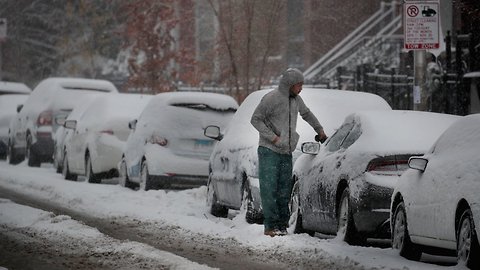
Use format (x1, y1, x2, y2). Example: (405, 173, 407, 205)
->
(0, 161, 463, 270)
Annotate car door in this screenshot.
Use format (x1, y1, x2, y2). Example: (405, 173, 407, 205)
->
(406, 153, 439, 240)
(302, 122, 354, 233)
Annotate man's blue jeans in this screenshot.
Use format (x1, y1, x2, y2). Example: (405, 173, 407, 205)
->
(258, 146, 293, 231)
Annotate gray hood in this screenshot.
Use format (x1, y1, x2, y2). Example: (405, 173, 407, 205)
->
(278, 68, 304, 96)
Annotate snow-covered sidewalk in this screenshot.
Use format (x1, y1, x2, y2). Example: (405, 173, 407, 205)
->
(0, 161, 461, 270)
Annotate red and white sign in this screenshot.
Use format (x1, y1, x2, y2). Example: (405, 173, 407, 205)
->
(404, 1, 440, 50)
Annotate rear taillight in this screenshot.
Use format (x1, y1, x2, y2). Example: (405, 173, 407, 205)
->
(366, 156, 409, 175)
(100, 130, 114, 135)
(37, 110, 53, 126)
(149, 135, 168, 146)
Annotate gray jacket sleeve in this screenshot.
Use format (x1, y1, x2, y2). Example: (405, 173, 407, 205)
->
(298, 97, 324, 133)
(250, 98, 278, 143)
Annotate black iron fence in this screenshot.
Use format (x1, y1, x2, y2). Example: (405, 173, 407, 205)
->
(333, 31, 480, 116)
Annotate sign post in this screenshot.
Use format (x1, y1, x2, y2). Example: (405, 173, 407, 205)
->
(0, 18, 6, 80)
(404, 1, 440, 111)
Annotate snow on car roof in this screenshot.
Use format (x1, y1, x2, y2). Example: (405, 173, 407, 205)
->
(0, 81, 32, 94)
(149, 91, 239, 111)
(350, 110, 461, 153)
(37, 77, 119, 93)
(80, 93, 152, 122)
(431, 113, 480, 154)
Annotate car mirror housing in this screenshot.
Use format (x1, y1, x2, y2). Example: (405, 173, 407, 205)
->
(128, 119, 137, 130)
(204, 125, 223, 141)
(301, 142, 320, 155)
(64, 120, 77, 130)
(16, 104, 23, 113)
(408, 157, 428, 172)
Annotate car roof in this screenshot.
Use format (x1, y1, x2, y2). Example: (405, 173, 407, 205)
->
(34, 77, 119, 93)
(148, 91, 239, 111)
(348, 110, 461, 153)
(0, 81, 32, 95)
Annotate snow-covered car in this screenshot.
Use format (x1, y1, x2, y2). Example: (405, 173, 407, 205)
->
(290, 110, 460, 245)
(0, 81, 31, 95)
(204, 88, 392, 224)
(7, 78, 118, 166)
(52, 95, 103, 173)
(0, 81, 32, 160)
(119, 92, 238, 191)
(1, 97, 31, 159)
(391, 114, 480, 268)
(61, 93, 152, 183)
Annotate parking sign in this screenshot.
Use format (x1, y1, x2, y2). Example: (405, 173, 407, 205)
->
(404, 1, 440, 50)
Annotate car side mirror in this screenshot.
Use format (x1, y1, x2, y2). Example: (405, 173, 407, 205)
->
(16, 104, 23, 113)
(128, 119, 137, 130)
(64, 120, 77, 130)
(408, 157, 428, 172)
(301, 142, 320, 155)
(204, 125, 223, 141)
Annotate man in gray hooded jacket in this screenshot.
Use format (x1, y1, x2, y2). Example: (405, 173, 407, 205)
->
(251, 68, 327, 237)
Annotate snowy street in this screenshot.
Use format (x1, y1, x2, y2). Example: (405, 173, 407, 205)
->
(0, 161, 460, 270)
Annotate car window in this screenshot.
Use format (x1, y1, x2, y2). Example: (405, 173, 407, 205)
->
(341, 123, 361, 149)
(326, 122, 353, 152)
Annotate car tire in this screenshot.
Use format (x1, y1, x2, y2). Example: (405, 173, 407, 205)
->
(119, 158, 135, 189)
(62, 152, 77, 181)
(85, 153, 100, 184)
(392, 201, 422, 261)
(206, 177, 228, 218)
(241, 181, 263, 224)
(288, 181, 314, 236)
(140, 160, 155, 191)
(6, 140, 20, 165)
(457, 208, 480, 268)
(337, 188, 366, 245)
(26, 135, 40, 167)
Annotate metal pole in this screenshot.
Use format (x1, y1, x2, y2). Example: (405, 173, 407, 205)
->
(413, 50, 427, 111)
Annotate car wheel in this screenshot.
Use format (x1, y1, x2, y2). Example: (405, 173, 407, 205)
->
(62, 152, 77, 181)
(457, 208, 480, 268)
(85, 154, 100, 184)
(337, 188, 365, 245)
(288, 181, 314, 236)
(392, 201, 422, 261)
(6, 140, 18, 165)
(140, 160, 155, 191)
(26, 135, 40, 167)
(206, 177, 228, 218)
(241, 181, 263, 224)
(119, 158, 135, 189)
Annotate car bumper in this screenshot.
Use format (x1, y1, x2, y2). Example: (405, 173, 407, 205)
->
(31, 136, 54, 162)
(352, 181, 393, 237)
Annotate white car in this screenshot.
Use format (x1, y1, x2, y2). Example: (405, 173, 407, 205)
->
(204, 88, 392, 224)
(62, 93, 152, 183)
(119, 92, 238, 191)
(391, 114, 480, 268)
(7, 78, 118, 166)
(0, 81, 31, 160)
(0, 96, 30, 160)
(291, 110, 459, 244)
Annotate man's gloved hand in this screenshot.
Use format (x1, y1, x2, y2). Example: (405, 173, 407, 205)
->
(315, 130, 328, 143)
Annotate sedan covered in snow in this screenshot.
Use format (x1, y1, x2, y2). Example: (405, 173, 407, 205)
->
(7, 78, 118, 166)
(290, 110, 459, 244)
(391, 113, 480, 268)
(119, 92, 238, 191)
(204, 88, 392, 224)
(62, 93, 152, 183)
